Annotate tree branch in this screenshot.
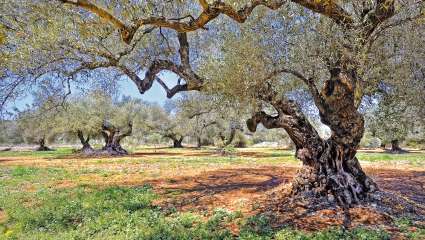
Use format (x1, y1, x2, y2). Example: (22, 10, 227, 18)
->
(59, 0, 135, 43)
(246, 111, 281, 132)
(362, 0, 396, 36)
(261, 67, 325, 110)
(118, 32, 203, 97)
(155, 77, 189, 99)
(60, 0, 354, 44)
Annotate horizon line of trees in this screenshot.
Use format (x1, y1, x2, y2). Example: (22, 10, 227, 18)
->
(1, 90, 423, 154)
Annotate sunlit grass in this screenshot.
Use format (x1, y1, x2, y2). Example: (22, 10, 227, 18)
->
(1, 147, 424, 239)
(357, 152, 425, 166)
(0, 147, 74, 158)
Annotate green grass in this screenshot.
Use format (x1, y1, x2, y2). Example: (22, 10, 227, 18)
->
(1, 167, 422, 240)
(0, 180, 236, 239)
(0, 147, 74, 158)
(1, 148, 424, 239)
(0, 180, 403, 240)
(357, 152, 425, 166)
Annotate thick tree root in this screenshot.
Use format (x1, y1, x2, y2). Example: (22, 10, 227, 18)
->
(76, 147, 128, 157)
(99, 144, 129, 156)
(78, 146, 96, 155)
(291, 166, 376, 207)
(256, 186, 424, 232)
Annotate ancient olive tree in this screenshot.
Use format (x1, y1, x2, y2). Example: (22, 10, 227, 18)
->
(365, 95, 413, 153)
(2, 1, 424, 213)
(145, 102, 190, 148)
(58, 92, 145, 155)
(100, 96, 146, 155)
(56, 92, 109, 153)
(177, 93, 247, 148)
(16, 98, 60, 151)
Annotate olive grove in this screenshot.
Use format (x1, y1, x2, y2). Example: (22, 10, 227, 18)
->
(1, 0, 424, 219)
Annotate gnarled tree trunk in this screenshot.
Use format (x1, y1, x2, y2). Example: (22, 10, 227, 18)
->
(173, 136, 184, 148)
(247, 62, 378, 211)
(77, 130, 94, 154)
(390, 139, 407, 153)
(36, 137, 51, 151)
(196, 136, 202, 148)
(391, 139, 401, 151)
(101, 122, 132, 155)
(165, 134, 185, 148)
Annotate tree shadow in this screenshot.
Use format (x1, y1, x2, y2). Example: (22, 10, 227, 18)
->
(147, 166, 297, 212)
(146, 166, 425, 230)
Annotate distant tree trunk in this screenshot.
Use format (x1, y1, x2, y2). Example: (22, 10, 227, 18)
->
(391, 139, 400, 151)
(36, 138, 51, 151)
(223, 128, 237, 146)
(390, 139, 407, 153)
(196, 137, 202, 148)
(101, 122, 132, 155)
(77, 130, 94, 154)
(172, 136, 184, 148)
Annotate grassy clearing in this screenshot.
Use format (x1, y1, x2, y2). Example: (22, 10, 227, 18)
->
(0, 147, 424, 239)
(0, 170, 409, 240)
(356, 152, 425, 166)
(0, 147, 74, 158)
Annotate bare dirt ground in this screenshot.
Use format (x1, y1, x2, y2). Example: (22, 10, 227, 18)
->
(1, 147, 424, 233)
(148, 166, 425, 212)
(0, 209, 7, 224)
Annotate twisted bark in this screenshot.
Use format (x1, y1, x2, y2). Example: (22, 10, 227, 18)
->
(36, 137, 51, 151)
(164, 134, 184, 148)
(77, 130, 94, 154)
(101, 122, 132, 155)
(248, 61, 378, 209)
(172, 136, 184, 148)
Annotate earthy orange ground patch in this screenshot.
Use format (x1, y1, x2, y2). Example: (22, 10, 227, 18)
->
(0, 210, 7, 224)
(1, 149, 424, 232)
(148, 166, 297, 213)
(144, 166, 425, 214)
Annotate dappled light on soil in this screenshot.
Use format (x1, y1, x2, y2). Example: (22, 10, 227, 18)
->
(0, 148, 424, 236)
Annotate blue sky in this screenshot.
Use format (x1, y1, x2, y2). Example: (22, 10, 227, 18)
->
(119, 71, 181, 105)
(10, 71, 181, 112)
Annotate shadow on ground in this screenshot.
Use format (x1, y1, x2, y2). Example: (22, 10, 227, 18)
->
(147, 166, 425, 231)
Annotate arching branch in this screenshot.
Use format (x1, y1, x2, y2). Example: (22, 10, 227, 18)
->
(60, 0, 354, 44)
(59, 0, 136, 43)
(119, 32, 203, 97)
(246, 111, 281, 132)
(136, 0, 353, 34)
(155, 77, 189, 99)
(265, 67, 323, 108)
